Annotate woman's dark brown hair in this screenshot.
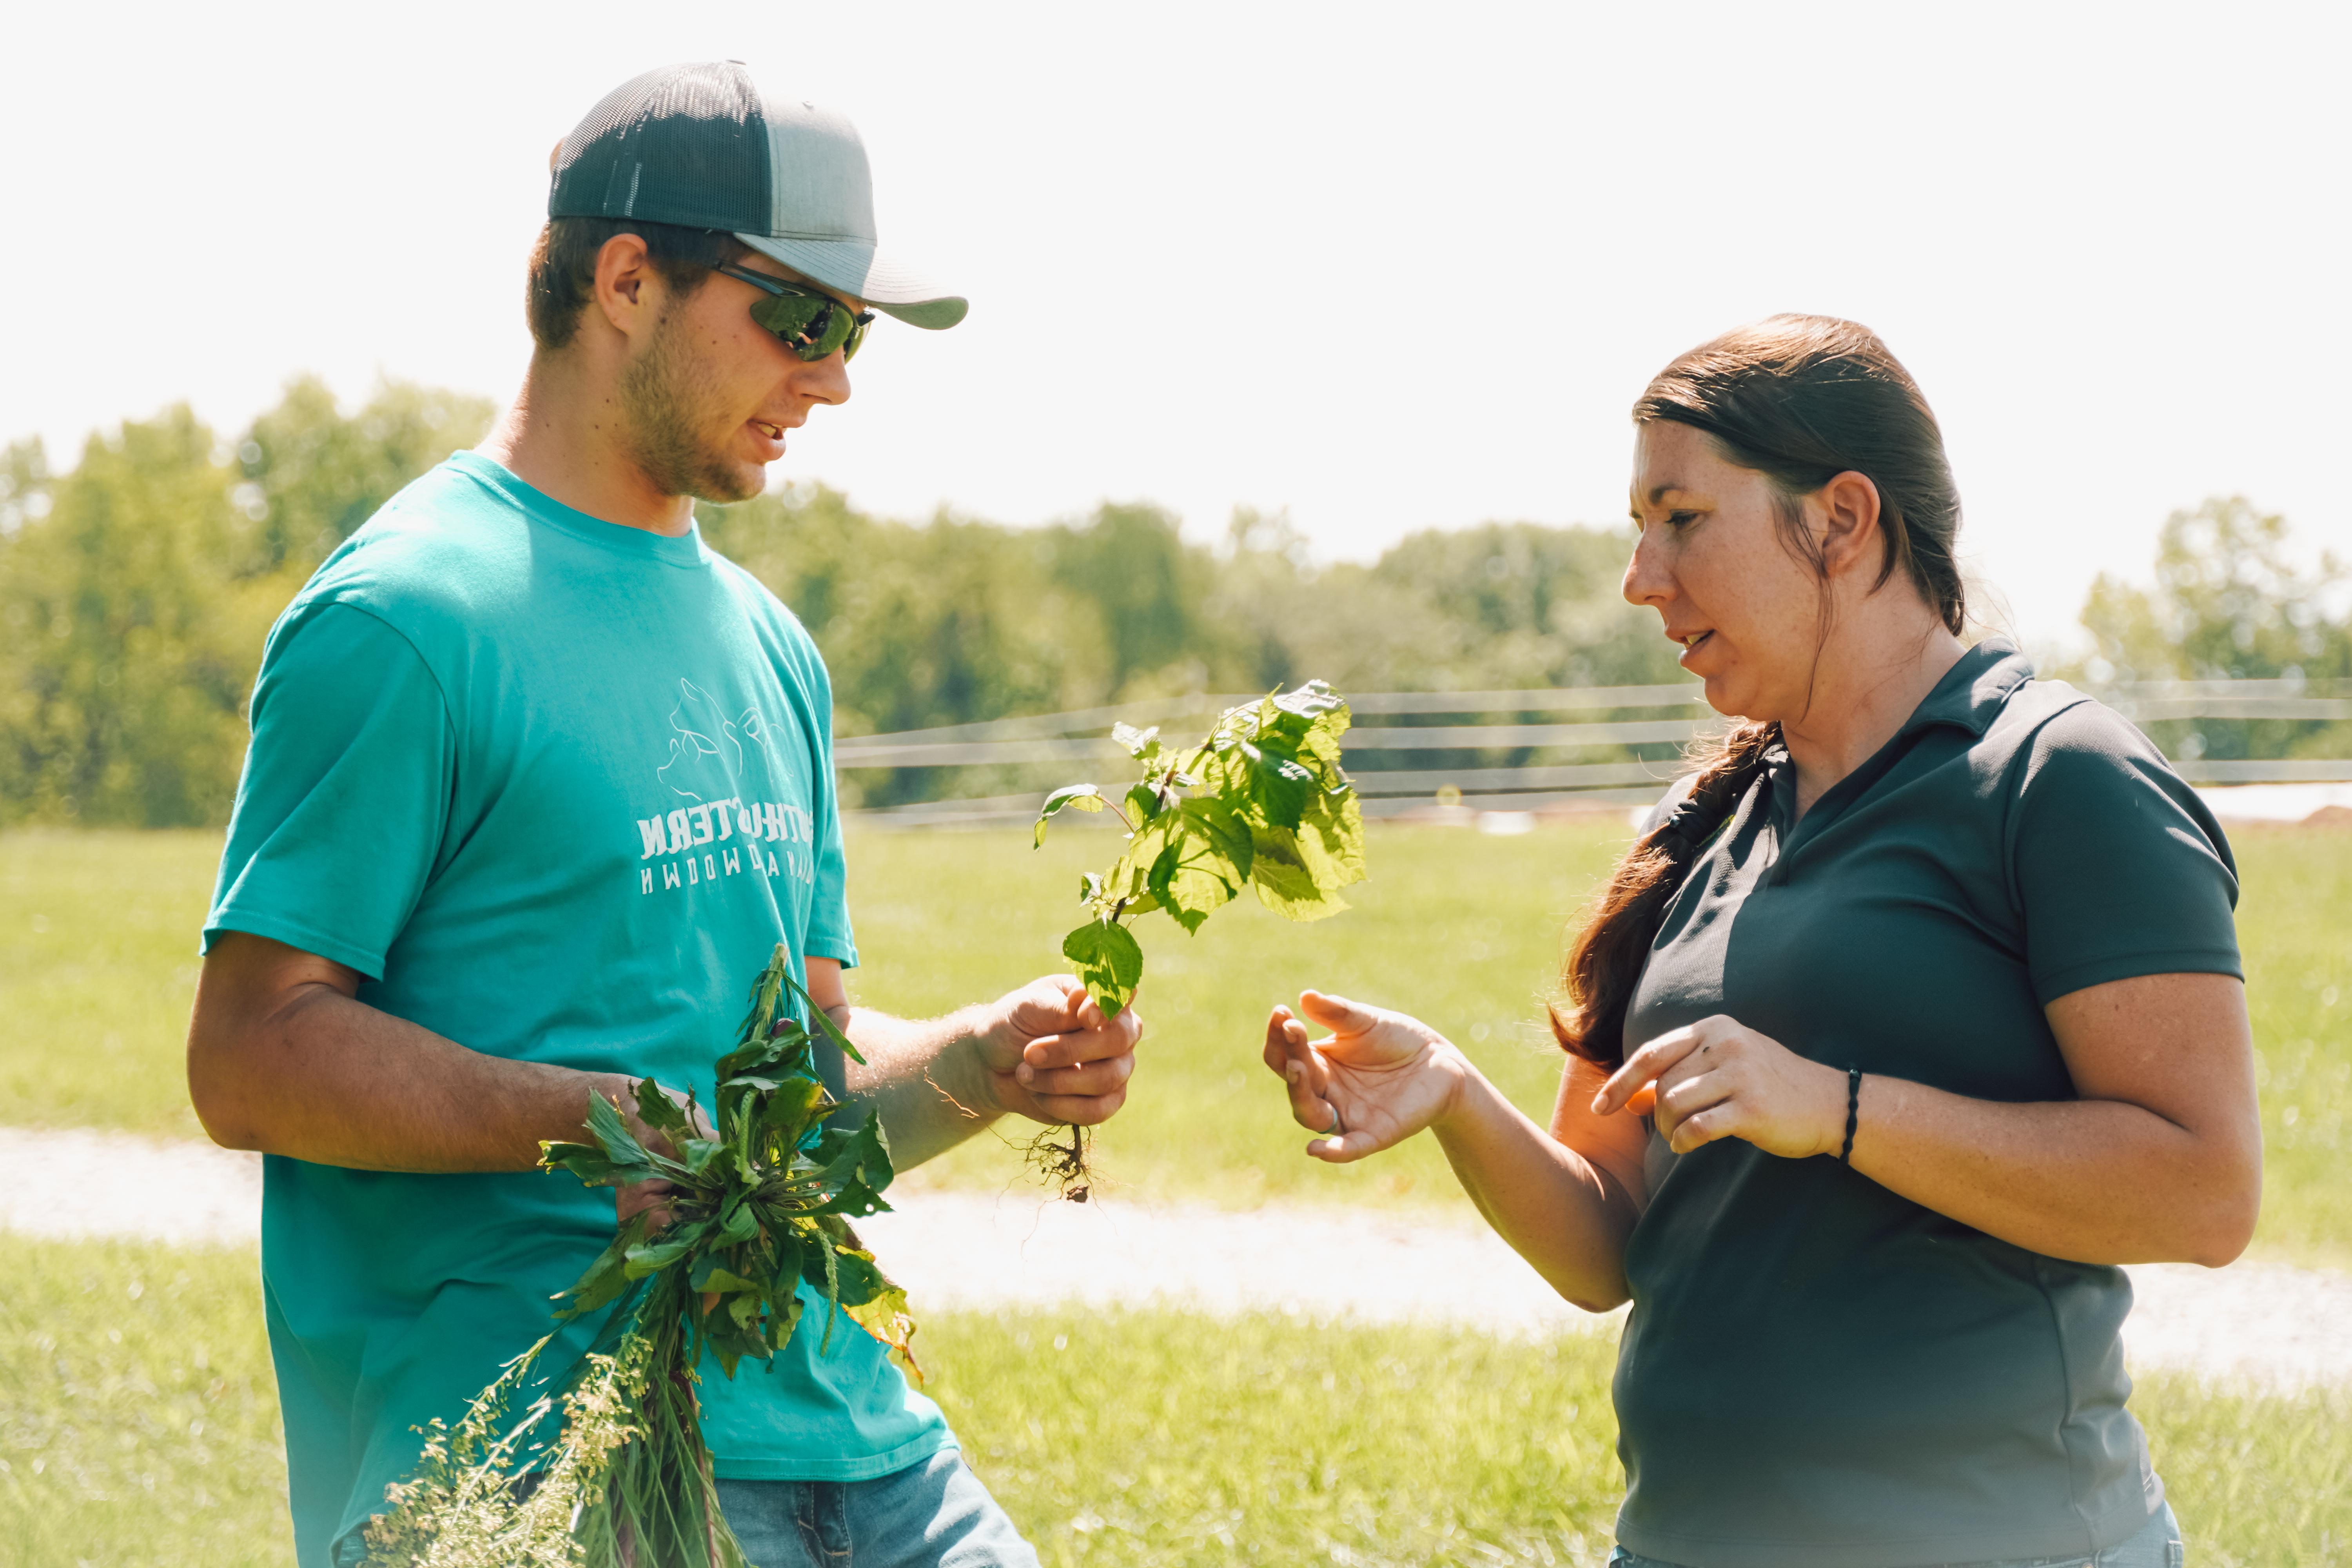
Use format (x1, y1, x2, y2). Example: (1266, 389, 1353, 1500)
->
(1550, 314, 1967, 1066)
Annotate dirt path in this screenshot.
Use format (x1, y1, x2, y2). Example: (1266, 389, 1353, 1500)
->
(8, 1127, 2345, 1392)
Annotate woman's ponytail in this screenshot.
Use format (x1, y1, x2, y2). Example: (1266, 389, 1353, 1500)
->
(1550, 723, 1777, 1064)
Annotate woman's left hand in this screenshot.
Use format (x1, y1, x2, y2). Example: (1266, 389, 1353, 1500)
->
(1591, 1015, 1847, 1159)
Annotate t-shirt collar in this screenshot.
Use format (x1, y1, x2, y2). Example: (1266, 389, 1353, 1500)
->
(1895, 636, 2036, 741)
(450, 450, 711, 569)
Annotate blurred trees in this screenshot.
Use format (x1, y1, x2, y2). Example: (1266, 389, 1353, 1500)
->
(0, 381, 492, 826)
(2080, 497, 2348, 684)
(2076, 495, 2350, 763)
(7, 376, 2340, 829)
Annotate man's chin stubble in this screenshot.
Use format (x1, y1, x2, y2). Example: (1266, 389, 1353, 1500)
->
(619, 323, 768, 505)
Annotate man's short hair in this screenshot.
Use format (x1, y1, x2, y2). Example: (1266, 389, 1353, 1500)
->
(523, 218, 748, 350)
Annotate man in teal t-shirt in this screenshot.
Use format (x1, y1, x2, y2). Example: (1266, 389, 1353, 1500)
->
(187, 64, 1142, 1568)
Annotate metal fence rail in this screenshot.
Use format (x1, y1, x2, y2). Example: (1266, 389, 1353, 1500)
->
(836, 681, 2352, 827)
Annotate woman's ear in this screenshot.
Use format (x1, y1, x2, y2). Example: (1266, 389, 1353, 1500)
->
(1815, 470, 1884, 579)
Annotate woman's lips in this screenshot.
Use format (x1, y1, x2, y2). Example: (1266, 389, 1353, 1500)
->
(1676, 630, 1714, 666)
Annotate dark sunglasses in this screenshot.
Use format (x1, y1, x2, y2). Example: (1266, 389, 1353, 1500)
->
(716, 264, 875, 363)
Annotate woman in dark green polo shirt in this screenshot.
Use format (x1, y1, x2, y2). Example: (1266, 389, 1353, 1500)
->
(1261, 315, 2258, 1567)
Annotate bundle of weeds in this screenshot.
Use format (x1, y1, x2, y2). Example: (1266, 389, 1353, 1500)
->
(361, 944, 917, 1568)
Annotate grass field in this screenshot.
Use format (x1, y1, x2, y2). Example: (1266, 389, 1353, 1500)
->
(3, 818, 2347, 1265)
(4, 1238, 2348, 1568)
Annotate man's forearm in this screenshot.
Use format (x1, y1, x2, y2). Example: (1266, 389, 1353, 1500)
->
(190, 975, 628, 1172)
(838, 1004, 1012, 1169)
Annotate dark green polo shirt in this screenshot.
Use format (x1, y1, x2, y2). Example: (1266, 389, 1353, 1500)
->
(1613, 639, 2241, 1568)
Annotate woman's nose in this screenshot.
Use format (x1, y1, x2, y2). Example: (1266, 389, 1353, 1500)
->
(1622, 532, 1672, 608)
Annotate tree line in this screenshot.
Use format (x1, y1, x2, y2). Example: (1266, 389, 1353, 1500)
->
(2, 380, 2344, 827)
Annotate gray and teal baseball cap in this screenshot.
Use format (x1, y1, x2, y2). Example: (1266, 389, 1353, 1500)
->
(549, 61, 966, 330)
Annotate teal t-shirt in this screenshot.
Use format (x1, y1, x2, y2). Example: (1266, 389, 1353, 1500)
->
(204, 452, 951, 1567)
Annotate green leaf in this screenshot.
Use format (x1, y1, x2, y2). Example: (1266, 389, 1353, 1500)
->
(1124, 780, 1167, 825)
(581, 1091, 663, 1174)
(809, 1108, 896, 1195)
(551, 1211, 653, 1320)
(1274, 680, 1346, 720)
(1185, 795, 1255, 882)
(758, 1074, 832, 1149)
(1140, 800, 1250, 935)
(1244, 740, 1317, 830)
(631, 1077, 691, 1141)
(1062, 918, 1145, 1018)
(1249, 824, 1350, 922)
(1296, 782, 1369, 895)
(1111, 722, 1162, 761)
(537, 1140, 648, 1189)
(1034, 783, 1105, 847)
(780, 966, 867, 1067)
(622, 1235, 698, 1280)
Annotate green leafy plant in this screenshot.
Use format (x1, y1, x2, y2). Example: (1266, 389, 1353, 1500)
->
(1028, 682, 1367, 1197)
(361, 945, 916, 1568)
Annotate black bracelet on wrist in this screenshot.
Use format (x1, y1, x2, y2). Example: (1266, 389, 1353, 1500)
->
(1838, 1067, 1861, 1164)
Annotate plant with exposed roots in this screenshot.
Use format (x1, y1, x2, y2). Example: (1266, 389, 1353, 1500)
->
(1028, 682, 1368, 1198)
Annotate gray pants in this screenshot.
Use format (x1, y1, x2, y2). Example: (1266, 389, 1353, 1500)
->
(716, 1448, 1040, 1568)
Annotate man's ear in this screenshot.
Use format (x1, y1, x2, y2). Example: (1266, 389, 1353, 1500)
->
(590, 233, 661, 342)
(1816, 470, 1884, 580)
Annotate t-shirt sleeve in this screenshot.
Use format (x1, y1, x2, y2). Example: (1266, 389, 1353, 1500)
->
(203, 602, 456, 980)
(800, 653, 858, 969)
(2007, 701, 2242, 1005)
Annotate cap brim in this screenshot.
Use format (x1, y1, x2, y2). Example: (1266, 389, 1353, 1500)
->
(734, 233, 967, 329)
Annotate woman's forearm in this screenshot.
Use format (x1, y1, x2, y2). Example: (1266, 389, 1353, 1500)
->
(1847, 1074, 2259, 1267)
(1432, 1066, 1644, 1312)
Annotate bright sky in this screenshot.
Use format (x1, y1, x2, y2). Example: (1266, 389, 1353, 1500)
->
(8, 1, 2347, 652)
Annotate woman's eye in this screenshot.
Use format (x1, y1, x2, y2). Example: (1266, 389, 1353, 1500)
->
(1666, 510, 1700, 529)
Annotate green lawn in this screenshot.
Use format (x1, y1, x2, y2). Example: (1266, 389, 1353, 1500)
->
(4, 819, 2347, 1266)
(2, 1238, 2346, 1568)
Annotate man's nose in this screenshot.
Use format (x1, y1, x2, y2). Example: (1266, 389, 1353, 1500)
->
(798, 352, 852, 407)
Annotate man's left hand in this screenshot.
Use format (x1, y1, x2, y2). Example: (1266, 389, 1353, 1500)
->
(979, 976, 1142, 1126)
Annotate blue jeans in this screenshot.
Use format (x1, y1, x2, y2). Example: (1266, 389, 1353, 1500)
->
(1609, 1499, 2186, 1568)
(715, 1448, 1040, 1568)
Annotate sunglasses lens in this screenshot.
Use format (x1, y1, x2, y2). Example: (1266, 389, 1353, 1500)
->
(744, 278, 874, 362)
(749, 290, 830, 346)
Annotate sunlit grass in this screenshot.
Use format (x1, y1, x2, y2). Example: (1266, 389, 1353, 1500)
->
(4, 1239, 2346, 1568)
(2, 818, 2347, 1266)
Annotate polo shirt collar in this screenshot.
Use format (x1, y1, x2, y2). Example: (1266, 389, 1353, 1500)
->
(1896, 636, 2037, 741)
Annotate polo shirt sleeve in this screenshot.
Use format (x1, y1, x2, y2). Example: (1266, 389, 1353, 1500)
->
(203, 602, 455, 980)
(2007, 700, 2242, 1005)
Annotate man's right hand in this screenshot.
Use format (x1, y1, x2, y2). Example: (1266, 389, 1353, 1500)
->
(608, 1079, 712, 1229)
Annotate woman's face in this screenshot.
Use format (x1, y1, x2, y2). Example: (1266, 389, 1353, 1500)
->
(1623, 420, 1828, 723)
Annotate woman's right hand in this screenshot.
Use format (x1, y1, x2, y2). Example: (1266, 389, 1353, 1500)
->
(1262, 991, 1467, 1163)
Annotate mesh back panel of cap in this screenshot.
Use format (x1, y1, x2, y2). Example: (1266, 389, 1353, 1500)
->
(548, 62, 771, 232)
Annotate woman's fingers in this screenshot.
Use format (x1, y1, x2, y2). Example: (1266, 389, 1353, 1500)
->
(1262, 1004, 1302, 1076)
(1652, 1065, 1735, 1142)
(1667, 1104, 1735, 1154)
(1305, 1126, 1382, 1163)
(1594, 1026, 1703, 1113)
(1296, 989, 1381, 1038)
